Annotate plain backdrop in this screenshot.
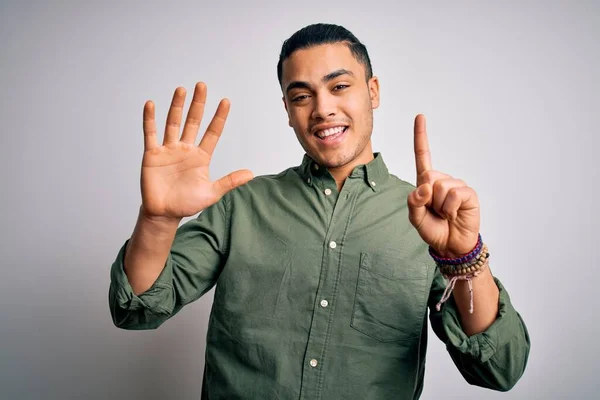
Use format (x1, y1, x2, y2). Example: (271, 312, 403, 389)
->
(1, 1, 598, 399)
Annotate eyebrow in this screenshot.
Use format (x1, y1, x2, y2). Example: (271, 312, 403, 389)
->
(285, 69, 355, 94)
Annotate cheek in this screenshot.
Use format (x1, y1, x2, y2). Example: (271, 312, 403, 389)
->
(287, 115, 307, 139)
(346, 92, 371, 117)
(347, 103, 371, 128)
(289, 110, 310, 131)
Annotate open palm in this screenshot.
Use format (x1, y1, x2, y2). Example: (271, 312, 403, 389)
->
(141, 82, 253, 219)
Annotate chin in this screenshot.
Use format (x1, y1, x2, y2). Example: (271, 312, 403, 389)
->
(315, 152, 353, 168)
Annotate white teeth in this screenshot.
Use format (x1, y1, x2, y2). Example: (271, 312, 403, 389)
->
(317, 126, 345, 138)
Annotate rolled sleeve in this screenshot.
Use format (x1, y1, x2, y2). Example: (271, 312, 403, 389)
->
(108, 240, 177, 329)
(108, 196, 229, 330)
(430, 273, 531, 391)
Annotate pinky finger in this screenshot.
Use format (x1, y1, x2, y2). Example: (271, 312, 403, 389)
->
(143, 100, 158, 151)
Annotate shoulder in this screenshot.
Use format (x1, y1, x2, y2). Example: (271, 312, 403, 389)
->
(380, 173, 417, 199)
(388, 173, 416, 190)
(225, 165, 301, 201)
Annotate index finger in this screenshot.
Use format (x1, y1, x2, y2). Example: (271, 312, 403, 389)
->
(414, 113, 432, 175)
(198, 98, 230, 157)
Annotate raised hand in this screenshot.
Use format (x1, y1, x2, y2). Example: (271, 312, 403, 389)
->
(407, 114, 480, 258)
(140, 82, 253, 220)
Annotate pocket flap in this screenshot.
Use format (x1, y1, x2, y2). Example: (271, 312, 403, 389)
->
(360, 252, 428, 280)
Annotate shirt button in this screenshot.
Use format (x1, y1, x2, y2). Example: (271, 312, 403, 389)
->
(324, 188, 332, 196)
(310, 359, 318, 367)
(329, 241, 337, 249)
(371, 181, 376, 187)
(307, 177, 311, 184)
(320, 299, 329, 308)
(313, 164, 320, 170)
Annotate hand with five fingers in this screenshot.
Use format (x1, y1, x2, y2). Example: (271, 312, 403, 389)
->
(407, 114, 480, 259)
(140, 82, 254, 220)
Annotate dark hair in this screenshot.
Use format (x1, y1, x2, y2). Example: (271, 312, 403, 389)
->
(277, 23, 373, 85)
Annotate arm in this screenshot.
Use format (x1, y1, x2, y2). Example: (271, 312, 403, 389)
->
(451, 266, 499, 336)
(429, 268, 531, 391)
(109, 197, 229, 330)
(124, 208, 181, 295)
(407, 114, 529, 389)
(108, 83, 252, 329)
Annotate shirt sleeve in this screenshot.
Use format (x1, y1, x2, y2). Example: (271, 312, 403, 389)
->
(428, 267, 531, 391)
(108, 196, 229, 330)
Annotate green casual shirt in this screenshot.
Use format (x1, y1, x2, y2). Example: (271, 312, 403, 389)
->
(109, 153, 530, 399)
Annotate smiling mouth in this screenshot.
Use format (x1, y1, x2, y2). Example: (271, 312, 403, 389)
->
(315, 126, 348, 140)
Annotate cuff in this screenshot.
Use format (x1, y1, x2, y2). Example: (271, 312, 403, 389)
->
(109, 240, 175, 316)
(442, 277, 519, 363)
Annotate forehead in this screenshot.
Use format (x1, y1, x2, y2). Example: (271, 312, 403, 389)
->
(281, 43, 364, 86)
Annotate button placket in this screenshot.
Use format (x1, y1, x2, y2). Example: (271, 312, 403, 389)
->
(299, 178, 358, 399)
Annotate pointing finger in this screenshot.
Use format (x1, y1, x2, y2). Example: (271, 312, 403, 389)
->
(414, 114, 432, 177)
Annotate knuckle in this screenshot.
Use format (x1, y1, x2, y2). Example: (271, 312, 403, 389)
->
(448, 187, 460, 198)
(421, 170, 435, 183)
(432, 178, 446, 192)
(185, 117, 201, 127)
(228, 175, 237, 189)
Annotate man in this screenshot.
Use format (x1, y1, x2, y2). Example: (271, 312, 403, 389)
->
(109, 23, 530, 399)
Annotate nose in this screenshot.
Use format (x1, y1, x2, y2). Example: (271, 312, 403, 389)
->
(311, 92, 337, 120)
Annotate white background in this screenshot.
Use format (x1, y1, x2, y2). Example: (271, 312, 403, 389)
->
(1, 0, 598, 399)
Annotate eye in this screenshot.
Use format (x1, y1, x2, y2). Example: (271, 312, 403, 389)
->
(291, 94, 310, 103)
(333, 84, 349, 91)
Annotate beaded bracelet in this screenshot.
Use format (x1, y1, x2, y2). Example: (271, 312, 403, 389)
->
(428, 233, 483, 265)
(438, 244, 489, 276)
(430, 234, 490, 314)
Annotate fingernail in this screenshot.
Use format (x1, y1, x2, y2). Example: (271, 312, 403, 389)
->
(417, 185, 426, 197)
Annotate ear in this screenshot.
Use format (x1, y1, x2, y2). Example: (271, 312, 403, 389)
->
(368, 76, 380, 109)
(282, 96, 292, 127)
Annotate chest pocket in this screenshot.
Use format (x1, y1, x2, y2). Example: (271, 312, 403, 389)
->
(351, 252, 430, 342)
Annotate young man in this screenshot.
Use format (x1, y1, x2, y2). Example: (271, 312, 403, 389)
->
(109, 24, 530, 399)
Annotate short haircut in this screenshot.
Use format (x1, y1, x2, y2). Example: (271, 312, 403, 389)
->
(277, 23, 373, 85)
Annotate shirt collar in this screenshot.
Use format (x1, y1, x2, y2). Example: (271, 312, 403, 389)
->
(298, 152, 389, 191)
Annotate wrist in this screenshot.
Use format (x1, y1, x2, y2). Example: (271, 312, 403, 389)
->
(139, 205, 182, 225)
(138, 206, 181, 235)
(429, 234, 483, 265)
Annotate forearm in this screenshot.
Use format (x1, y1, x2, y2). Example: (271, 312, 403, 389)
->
(430, 273, 530, 391)
(124, 206, 181, 295)
(452, 266, 499, 336)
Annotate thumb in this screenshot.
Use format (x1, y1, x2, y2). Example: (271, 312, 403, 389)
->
(407, 183, 432, 227)
(213, 169, 254, 198)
